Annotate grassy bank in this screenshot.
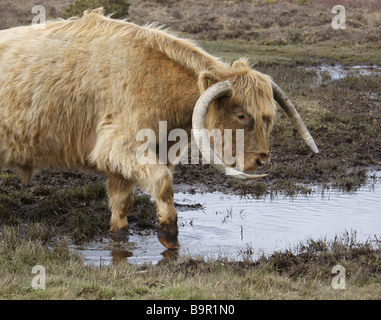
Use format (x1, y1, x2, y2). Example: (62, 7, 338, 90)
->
(0, 225, 379, 299)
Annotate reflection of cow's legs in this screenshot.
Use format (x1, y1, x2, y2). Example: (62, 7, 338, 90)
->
(107, 174, 136, 232)
(136, 164, 179, 249)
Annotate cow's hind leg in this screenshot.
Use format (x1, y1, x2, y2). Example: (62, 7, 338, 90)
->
(107, 174, 136, 233)
(18, 165, 35, 186)
(137, 165, 179, 250)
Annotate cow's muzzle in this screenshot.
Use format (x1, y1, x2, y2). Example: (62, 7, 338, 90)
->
(244, 153, 271, 172)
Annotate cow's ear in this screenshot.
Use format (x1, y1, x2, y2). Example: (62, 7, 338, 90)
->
(232, 58, 249, 69)
(198, 72, 219, 92)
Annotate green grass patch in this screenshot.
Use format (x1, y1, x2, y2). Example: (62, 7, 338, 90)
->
(199, 41, 381, 66)
(0, 226, 379, 299)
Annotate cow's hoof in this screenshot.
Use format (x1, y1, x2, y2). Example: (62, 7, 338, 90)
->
(156, 223, 179, 250)
(110, 228, 129, 241)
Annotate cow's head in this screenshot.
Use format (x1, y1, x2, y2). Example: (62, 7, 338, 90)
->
(193, 59, 318, 180)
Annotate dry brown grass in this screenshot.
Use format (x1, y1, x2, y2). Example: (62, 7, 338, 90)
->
(1, 0, 380, 46)
(128, 0, 381, 45)
(0, 0, 74, 29)
(281, 0, 381, 10)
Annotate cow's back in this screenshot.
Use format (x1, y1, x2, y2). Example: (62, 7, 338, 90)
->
(0, 12, 202, 174)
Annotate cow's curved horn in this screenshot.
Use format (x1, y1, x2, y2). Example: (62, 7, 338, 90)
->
(271, 81, 319, 154)
(192, 81, 268, 180)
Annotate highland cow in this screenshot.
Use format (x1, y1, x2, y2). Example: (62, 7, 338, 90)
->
(0, 9, 318, 248)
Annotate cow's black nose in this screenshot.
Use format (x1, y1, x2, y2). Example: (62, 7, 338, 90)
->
(256, 158, 266, 168)
(255, 153, 270, 168)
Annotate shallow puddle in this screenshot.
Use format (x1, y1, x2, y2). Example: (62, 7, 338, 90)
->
(74, 172, 381, 266)
(304, 64, 381, 84)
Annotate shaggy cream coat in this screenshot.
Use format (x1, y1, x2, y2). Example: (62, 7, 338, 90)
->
(0, 9, 275, 247)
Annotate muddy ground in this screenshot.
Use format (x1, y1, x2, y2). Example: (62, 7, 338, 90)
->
(0, 0, 380, 243)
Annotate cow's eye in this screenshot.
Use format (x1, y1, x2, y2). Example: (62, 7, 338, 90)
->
(235, 113, 248, 124)
(262, 116, 272, 129)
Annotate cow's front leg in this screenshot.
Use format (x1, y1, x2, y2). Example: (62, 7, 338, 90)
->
(137, 165, 179, 249)
(107, 174, 136, 233)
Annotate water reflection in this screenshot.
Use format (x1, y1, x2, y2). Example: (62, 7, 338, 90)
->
(303, 64, 381, 85)
(75, 172, 381, 266)
(158, 249, 180, 264)
(77, 238, 180, 266)
(110, 246, 133, 264)
(75, 230, 182, 266)
(110, 247, 179, 265)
